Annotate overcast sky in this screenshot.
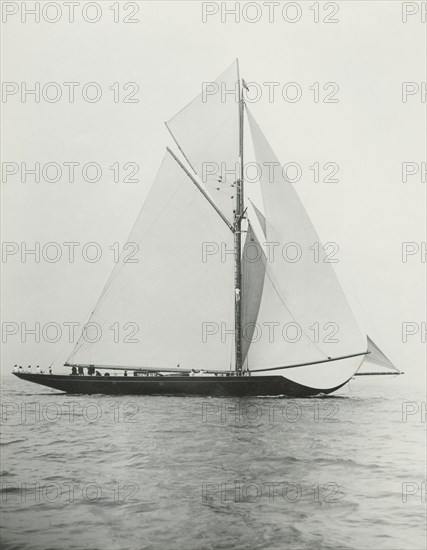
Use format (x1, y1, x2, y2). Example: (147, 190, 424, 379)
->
(2, 1, 425, 384)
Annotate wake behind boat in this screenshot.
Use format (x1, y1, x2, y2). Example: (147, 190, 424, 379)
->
(13, 61, 402, 396)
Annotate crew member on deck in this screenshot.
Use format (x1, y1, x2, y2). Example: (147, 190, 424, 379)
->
(49, 367, 52, 375)
(27, 365, 31, 373)
(12, 364, 18, 373)
(35, 365, 40, 374)
(71, 366, 77, 375)
(78, 366, 84, 376)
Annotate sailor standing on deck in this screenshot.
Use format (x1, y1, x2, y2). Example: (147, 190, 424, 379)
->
(35, 365, 41, 374)
(12, 364, 18, 373)
(26, 365, 31, 373)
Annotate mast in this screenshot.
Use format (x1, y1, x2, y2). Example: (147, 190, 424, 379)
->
(235, 60, 244, 374)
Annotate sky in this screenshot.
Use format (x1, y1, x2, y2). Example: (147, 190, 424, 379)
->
(1, 0, 426, 385)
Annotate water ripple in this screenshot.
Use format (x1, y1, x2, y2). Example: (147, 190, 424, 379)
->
(1, 377, 425, 550)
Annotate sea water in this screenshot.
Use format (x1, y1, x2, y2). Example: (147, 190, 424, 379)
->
(1, 375, 425, 550)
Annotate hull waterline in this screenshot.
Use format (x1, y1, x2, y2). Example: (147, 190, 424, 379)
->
(13, 372, 349, 397)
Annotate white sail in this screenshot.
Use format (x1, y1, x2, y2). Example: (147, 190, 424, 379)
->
(165, 61, 240, 224)
(241, 223, 265, 364)
(239, 218, 364, 390)
(364, 336, 400, 371)
(246, 108, 366, 362)
(250, 201, 267, 236)
(68, 150, 235, 371)
(244, 243, 330, 369)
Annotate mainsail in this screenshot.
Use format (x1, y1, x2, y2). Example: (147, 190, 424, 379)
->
(68, 150, 235, 371)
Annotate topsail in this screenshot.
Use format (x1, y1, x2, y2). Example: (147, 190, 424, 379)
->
(165, 61, 240, 224)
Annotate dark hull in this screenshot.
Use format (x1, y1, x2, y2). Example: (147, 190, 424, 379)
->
(13, 373, 347, 397)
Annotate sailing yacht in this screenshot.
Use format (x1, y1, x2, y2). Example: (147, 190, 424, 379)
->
(14, 61, 402, 396)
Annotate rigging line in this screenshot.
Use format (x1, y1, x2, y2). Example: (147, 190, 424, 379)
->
(69, 314, 118, 362)
(49, 340, 73, 368)
(167, 147, 234, 232)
